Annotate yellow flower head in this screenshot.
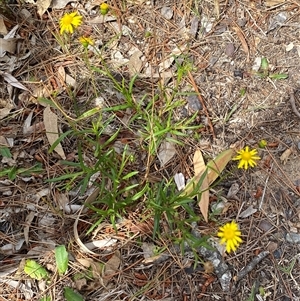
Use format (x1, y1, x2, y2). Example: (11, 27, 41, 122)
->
(232, 146, 260, 170)
(59, 12, 83, 35)
(79, 36, 94, 48)
(217, 220, 242, 253)
(100, 3, 110, 15)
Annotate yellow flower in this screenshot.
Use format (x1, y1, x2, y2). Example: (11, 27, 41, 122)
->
(100, 3, 110, 15)
(217, 220, 242, 253)
(232, 146, 260, 170)
(79, 36, 94, 48)
(59, 12, 83, 35)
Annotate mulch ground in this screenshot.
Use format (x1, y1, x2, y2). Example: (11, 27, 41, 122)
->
(1, 0, 300, 300)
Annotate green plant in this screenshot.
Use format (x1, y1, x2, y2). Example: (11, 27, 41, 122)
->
(86, 143, 149, 232)
(256, 57, 288, 80)
(0, 163, 44, 181)
(147, 177, 211, 255)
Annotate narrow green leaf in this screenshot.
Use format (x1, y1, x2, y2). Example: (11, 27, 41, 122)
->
(55, 245, 69, 275)
(122, 170, 139, 180)
(0, 168, 10, 177)
(260, 57, 269, 71)
(37, 97, 59, 109)
(48, 130, 73, 154)
(45, 171, 83, 182)
(269, 73, 288, 80)
(40, 296, 51, 301)
(131, 184, 149, 201)
(24, 259, 48, 280)
(8, 166, 17, 181)
(64, 287, 84, 301)
(77, 107, 101, 120)
(0, 146, 12, 158)
(59, 160, 82, 167)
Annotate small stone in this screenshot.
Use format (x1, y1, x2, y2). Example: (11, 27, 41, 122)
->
(190, 17, 199, 37)
(225, 43, 235, 57)
(161, 7, 173, 20)
(233, 70, 243, 79)
(187, 95, 202, 111)
(286, 232, 300, 244)
(258, 219, 273, 232)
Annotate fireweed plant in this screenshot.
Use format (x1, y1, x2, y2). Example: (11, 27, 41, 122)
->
(52, 8, 260, 260)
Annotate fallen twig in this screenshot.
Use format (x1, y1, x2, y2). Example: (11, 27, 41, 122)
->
(235, 251, 269, 282)
(188, 71, 216, 139)
(289, 91, 300, 119)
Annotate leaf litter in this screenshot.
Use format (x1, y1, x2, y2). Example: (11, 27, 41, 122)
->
(1, 0, 300, 300)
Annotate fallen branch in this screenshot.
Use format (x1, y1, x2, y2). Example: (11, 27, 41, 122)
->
(235, 251, 269, 282)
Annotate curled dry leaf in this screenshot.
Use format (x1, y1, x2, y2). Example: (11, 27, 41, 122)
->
(1, 72, 29, 91)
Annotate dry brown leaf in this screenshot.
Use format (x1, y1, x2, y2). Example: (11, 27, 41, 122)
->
(128, 49, 143, 76)
(193, 149, 206, 176)
(0, 38, 17, 56)
(36, 0, 52, 17)
(51, 0, 79, 9)
(214, 0, 220, 18)
(0, 99, 14, 120)
(24, 211, 35, 245)
(2, 72, 29, 91)
(0, 16, 8, 35)
(232, 26, 249, 62)
(193, 149, 209, 222)
(43, 106, 66, 159)
(158, 139, 176, 167)
(0, 136, 9, 147)
(265, 0, 285, 7)
(57, 65, 66, 87)
(103, 250, 121, 285)
(280, 148, 292, 164)
(207, 149, 234, 185)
